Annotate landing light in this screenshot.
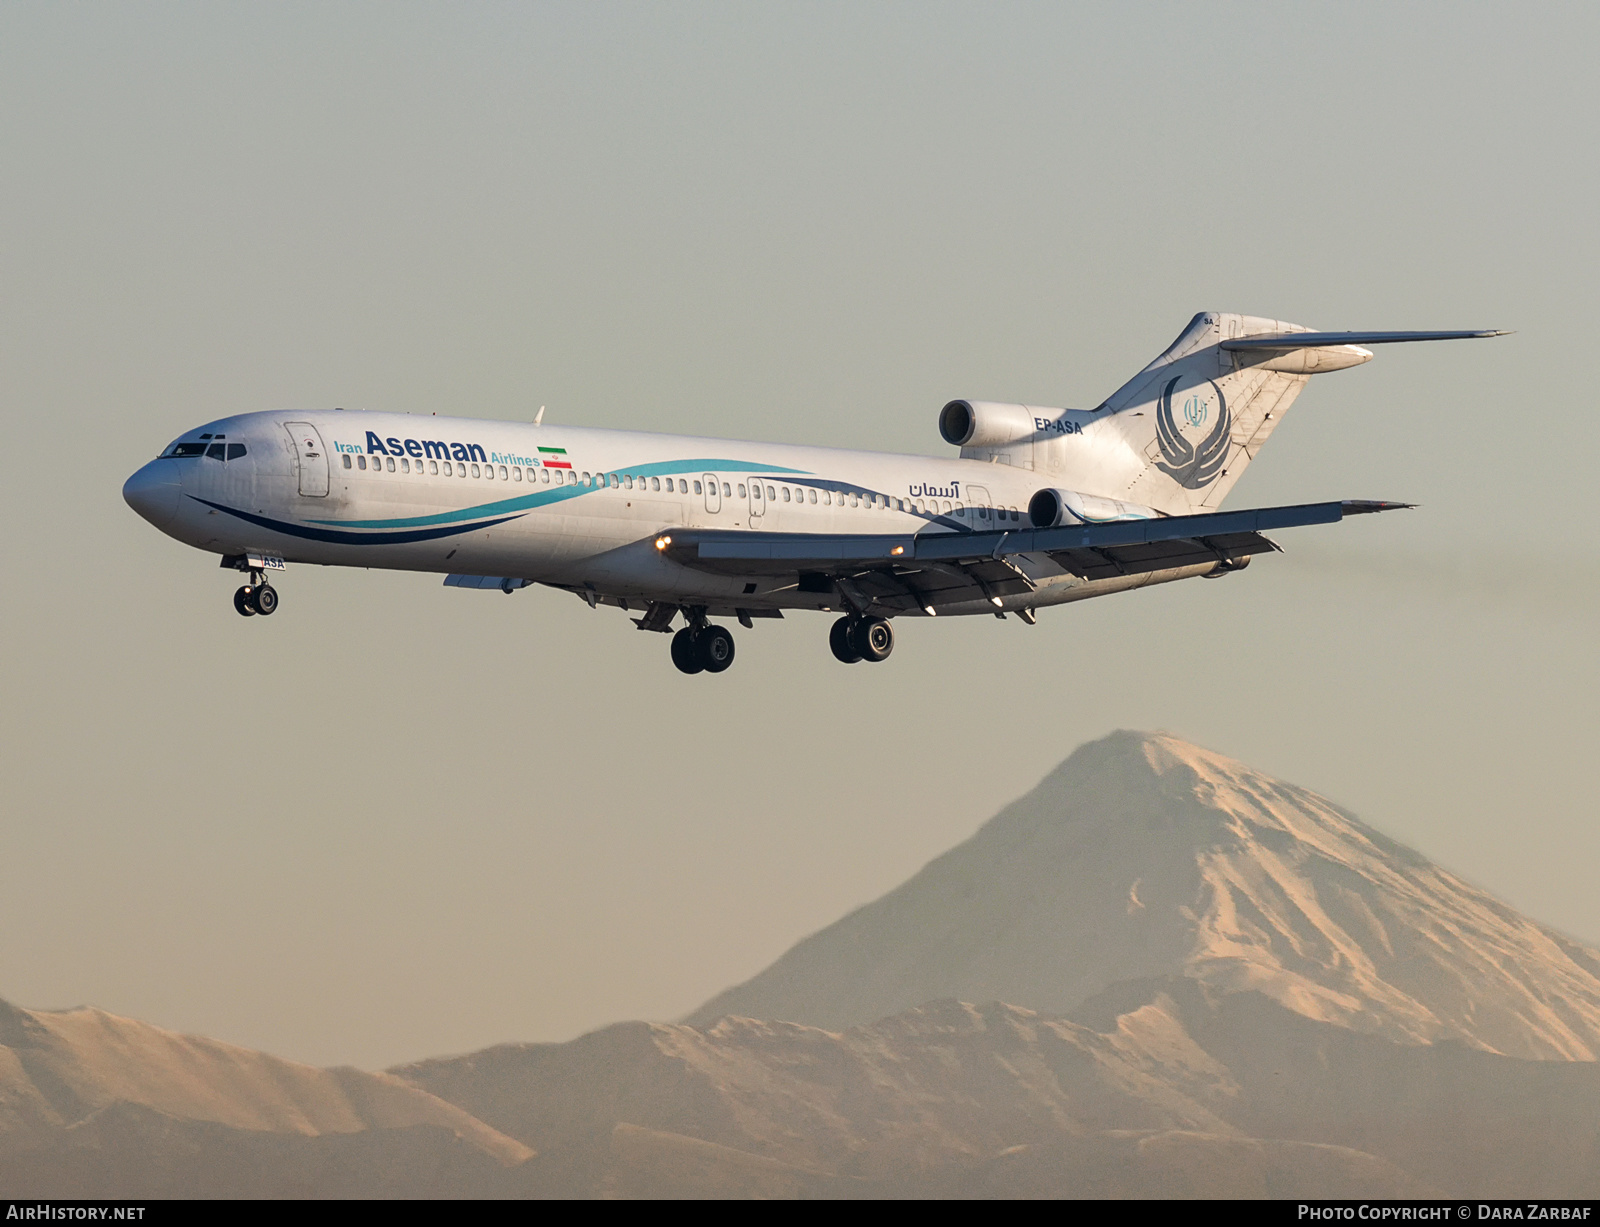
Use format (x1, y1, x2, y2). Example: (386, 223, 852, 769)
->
(654, 535, 672, 550)
(989, 596, 1003, 607)
(891, 545, 904, 556)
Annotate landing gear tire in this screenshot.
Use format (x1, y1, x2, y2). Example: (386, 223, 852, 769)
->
(829, 617, 862, 664)
(853, 616, 894, 663)
(670, 627, 704, 675)
(697, 625, 736, 673)
(252, 584, 279, 616)
(234, 587, 257, 617)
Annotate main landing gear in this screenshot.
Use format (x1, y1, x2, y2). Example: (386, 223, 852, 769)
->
(829, 615, 893, 665)
(670, 623, 736, 675)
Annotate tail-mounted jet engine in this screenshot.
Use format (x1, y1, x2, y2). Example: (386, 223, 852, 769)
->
(1028, 487, 1160, 528)
(938, 400, 1041, 448)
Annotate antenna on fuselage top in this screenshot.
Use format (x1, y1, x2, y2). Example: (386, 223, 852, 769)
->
(534, 405, 546, 426)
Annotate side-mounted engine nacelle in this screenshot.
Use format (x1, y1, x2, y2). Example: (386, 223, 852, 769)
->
(1028, 487, 1161, 528)
(939, 400, 1041, 449)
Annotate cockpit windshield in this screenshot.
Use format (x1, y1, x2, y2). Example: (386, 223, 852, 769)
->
(163, 437, 246, 460)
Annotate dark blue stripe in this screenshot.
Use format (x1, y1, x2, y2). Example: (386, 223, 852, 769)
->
(777, 475, 969, 532)
(189, 497, 525, 545)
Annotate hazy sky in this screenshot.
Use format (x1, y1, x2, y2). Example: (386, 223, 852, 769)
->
(2, 2, 1596, 1068)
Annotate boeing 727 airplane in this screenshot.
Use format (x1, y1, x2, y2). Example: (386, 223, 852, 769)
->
(123, 312, 1502, 673)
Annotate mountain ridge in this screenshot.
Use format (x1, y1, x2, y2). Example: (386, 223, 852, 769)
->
(0, 997, 531, 1166)
(7, 728, 1600, 1197)
(688, 730, 1600, 1060)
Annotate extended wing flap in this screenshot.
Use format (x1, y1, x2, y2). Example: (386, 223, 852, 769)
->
(662, 500, 1406, 584)
(1045, 531, 1274, 581)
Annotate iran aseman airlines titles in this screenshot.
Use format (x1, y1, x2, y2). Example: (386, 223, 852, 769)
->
(124, 313, 1502, 674)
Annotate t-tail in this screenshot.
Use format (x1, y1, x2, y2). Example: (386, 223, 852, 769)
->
(1091, 312, 1505, 516)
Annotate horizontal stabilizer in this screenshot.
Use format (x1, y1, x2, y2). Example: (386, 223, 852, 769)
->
(1222, 330, 1508, 351)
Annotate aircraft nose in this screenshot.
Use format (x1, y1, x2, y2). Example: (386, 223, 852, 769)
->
(123, 459, 181, 530)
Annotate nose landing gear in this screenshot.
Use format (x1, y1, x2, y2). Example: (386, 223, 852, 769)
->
(233, 582, 278, 616)
(670, 620, 737, 674)
(830, 615, 893, 664)
(223, 556, 282, 618)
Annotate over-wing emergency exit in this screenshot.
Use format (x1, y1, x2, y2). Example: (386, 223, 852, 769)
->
(122, 312, 1504, 673)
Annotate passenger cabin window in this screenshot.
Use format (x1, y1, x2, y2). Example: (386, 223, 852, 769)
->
(693, 480, 703, 494)
(387, 457, 395, 472)
(401, 458, 409, 472)
(357, 455, 367, 470)
(513, 467, 522, 481)
(342, 454, 352, 469)
(499, 465, 508, 480)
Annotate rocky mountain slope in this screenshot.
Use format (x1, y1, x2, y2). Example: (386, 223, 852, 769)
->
(7, 730, 1600, 1197)
(0, 997, 531, 1195)
(690, 731, 1600, 1060)
(395, 979, 1600, 1198)
(11, 977, 1600, 1198)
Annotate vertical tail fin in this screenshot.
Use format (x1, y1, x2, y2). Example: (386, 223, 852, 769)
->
(1091, 313, 1503, 514)
(1099, 312, 1330, 515)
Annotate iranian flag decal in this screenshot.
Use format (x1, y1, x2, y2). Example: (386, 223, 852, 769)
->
(538, 446, 572, 470)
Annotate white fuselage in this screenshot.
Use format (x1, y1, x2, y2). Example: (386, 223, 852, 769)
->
(123, 408, 1207, 619)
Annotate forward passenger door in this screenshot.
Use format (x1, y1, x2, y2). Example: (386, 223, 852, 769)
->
(285, 423, 329, 497)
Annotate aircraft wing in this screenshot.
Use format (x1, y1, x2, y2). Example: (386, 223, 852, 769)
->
(660, 500, 1407, 614)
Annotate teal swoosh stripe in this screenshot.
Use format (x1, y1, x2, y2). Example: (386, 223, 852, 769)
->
(311, 457, 809, 530)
